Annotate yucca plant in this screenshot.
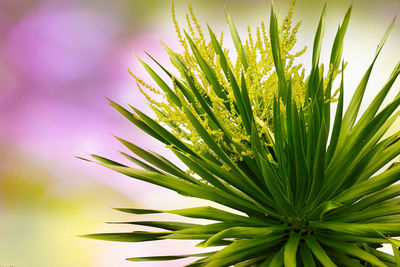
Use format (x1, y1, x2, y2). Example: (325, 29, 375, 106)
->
(82, 1, 400, 266)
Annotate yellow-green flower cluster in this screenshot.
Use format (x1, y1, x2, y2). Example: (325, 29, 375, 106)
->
(133, 0, 307, 161)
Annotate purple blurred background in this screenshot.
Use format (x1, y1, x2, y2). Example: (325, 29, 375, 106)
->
(0, 0, 399, 266)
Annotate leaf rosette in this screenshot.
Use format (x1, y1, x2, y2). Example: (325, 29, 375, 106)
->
(82, 1, 400, 266)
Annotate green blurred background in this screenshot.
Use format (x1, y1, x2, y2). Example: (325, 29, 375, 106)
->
(0, 0, 399, 266)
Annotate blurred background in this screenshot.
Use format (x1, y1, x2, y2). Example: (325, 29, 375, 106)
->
(0, 0, 399, 266)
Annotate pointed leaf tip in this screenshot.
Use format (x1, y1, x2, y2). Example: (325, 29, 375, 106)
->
(75, 156, 91, 162)
(105, 97, 114, 104)
(112, 134, 122, 141)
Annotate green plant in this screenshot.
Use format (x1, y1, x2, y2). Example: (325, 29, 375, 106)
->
(82, 1, 400, 266)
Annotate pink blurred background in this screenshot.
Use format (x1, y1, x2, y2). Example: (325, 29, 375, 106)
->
(0, 0, 399, 266)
